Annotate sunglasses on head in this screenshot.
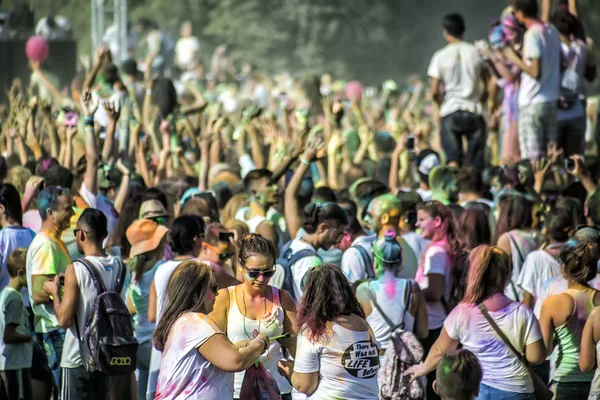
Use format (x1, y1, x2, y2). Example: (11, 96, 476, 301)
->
(240, 259, 276, 279)
(149, 216, 167, 225)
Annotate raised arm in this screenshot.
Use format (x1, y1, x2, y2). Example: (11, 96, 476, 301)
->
(113, 159, 131, 215)
(102, 101, 121, 162)
(81, 91, 100, 195)
(284, 138, 323, 239)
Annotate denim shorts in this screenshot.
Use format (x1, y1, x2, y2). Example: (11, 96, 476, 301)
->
(476, 384, 535, 400)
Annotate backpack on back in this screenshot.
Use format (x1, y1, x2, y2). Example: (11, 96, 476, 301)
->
(75, 258, 138, 375)
(275, 240, 321, 301)
(368, 281, 426, 400)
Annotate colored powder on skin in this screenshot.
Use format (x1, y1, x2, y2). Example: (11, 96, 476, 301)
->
(384, 281, 396, 298)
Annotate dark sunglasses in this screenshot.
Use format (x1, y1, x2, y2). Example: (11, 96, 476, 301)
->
(73, 228, 87, 237)
(241, 260, 276, 279)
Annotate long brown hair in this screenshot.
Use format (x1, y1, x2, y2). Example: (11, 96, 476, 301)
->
(296, 264, 365, 341)
(417, 201, 462, 264)
(462, 245, 510, 304)
(153, 260, 216, 351)
(493, 194, 533, 244)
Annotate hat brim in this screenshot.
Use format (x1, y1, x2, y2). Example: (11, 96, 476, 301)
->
(129, 225, 169, 259)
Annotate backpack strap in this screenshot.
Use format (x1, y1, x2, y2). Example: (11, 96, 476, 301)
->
(115, 259, 127, 294)
(366, 280, 412, 331)
(72, 258, 107, 342)
(352, 245, 375, 279)
(75, 258, 107, 294)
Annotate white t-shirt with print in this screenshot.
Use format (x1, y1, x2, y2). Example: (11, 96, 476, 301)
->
(61, 255, 128, 368)
(427, 41, 483, 117)
(516, 249, 561, 319)
(294, 323, 380, 400)
(156, 312, 234, 400)
(341, 234, 377, 283)
(415, 245, 452, 329)
(444, 302, 543, 393)
(288, 238, 322, 299)
(0, 287, 32, 370)
(518, 23, 561, 107)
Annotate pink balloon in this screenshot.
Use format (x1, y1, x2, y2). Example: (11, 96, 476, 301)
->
(345, 81, 363, 101)
(26, 36, 49, 63)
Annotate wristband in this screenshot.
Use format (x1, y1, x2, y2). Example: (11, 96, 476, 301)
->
(254, 337, 268, 352)
(84, 116, 94, 123)
(300, 157, 310, 166)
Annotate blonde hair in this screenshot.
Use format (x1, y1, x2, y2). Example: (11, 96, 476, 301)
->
(462, 245, 510, 304)
(221, 193, 250, 224)
(7, 167, 32, 195)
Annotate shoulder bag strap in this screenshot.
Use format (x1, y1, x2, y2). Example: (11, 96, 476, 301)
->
(353, 245, 375, 279)
(366, 281, 405, 330)
(477, 303, 528, 366)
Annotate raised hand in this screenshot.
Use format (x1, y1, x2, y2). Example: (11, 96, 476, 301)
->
(116, 158, 131, 176)
(103, 101, 121, 122)
(327, 130, 346, 155)
(15, 107, 31, 131)
(302, 136, 325, 163)
(80, 90, 99, 118)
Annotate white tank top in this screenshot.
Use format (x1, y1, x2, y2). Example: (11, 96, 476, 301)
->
(226, 285, 292, 396)
(365, 279, 415, 350)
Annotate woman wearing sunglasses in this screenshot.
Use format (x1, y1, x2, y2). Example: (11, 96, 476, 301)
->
(210, 232, 297, 400)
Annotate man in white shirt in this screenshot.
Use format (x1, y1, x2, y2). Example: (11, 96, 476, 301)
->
(505, 0, 561, 160)
(428, 13, 487, 170)
(175, 21, 201, 72)
(43, 209, 128, 400)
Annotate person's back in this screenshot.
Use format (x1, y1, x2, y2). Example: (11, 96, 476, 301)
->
(365, 278, 415, 349)
(61, 255, 126, 368)
(551, 288, 597, 383)
(445, 300, 541, 393)
(429, 41, 482, 116)
(294, 313, 380, 400)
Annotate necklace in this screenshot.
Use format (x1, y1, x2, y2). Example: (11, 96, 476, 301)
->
(242, 288, 267, 340)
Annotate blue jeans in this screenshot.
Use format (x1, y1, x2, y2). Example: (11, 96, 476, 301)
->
(476, 384, 535, 400)
(37, 329, 65, 394)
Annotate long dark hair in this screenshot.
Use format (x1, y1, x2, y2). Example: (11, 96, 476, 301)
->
(153, 260, 216, 351)
(0, 183, 23, 225)
(493, 194, 533, 244)
(296, 264, 365, 341)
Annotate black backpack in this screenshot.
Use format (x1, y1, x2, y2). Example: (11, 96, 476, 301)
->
(74, 258, 138, 375)
(276, 240, 321, 301)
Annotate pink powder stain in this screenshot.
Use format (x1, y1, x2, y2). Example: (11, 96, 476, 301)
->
(384, 281, 396, 298)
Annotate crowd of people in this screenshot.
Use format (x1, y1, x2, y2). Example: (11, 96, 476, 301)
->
(1, 0, 600, 399)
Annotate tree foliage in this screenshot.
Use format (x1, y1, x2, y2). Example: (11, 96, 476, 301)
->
(5, 0, 600, 83)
